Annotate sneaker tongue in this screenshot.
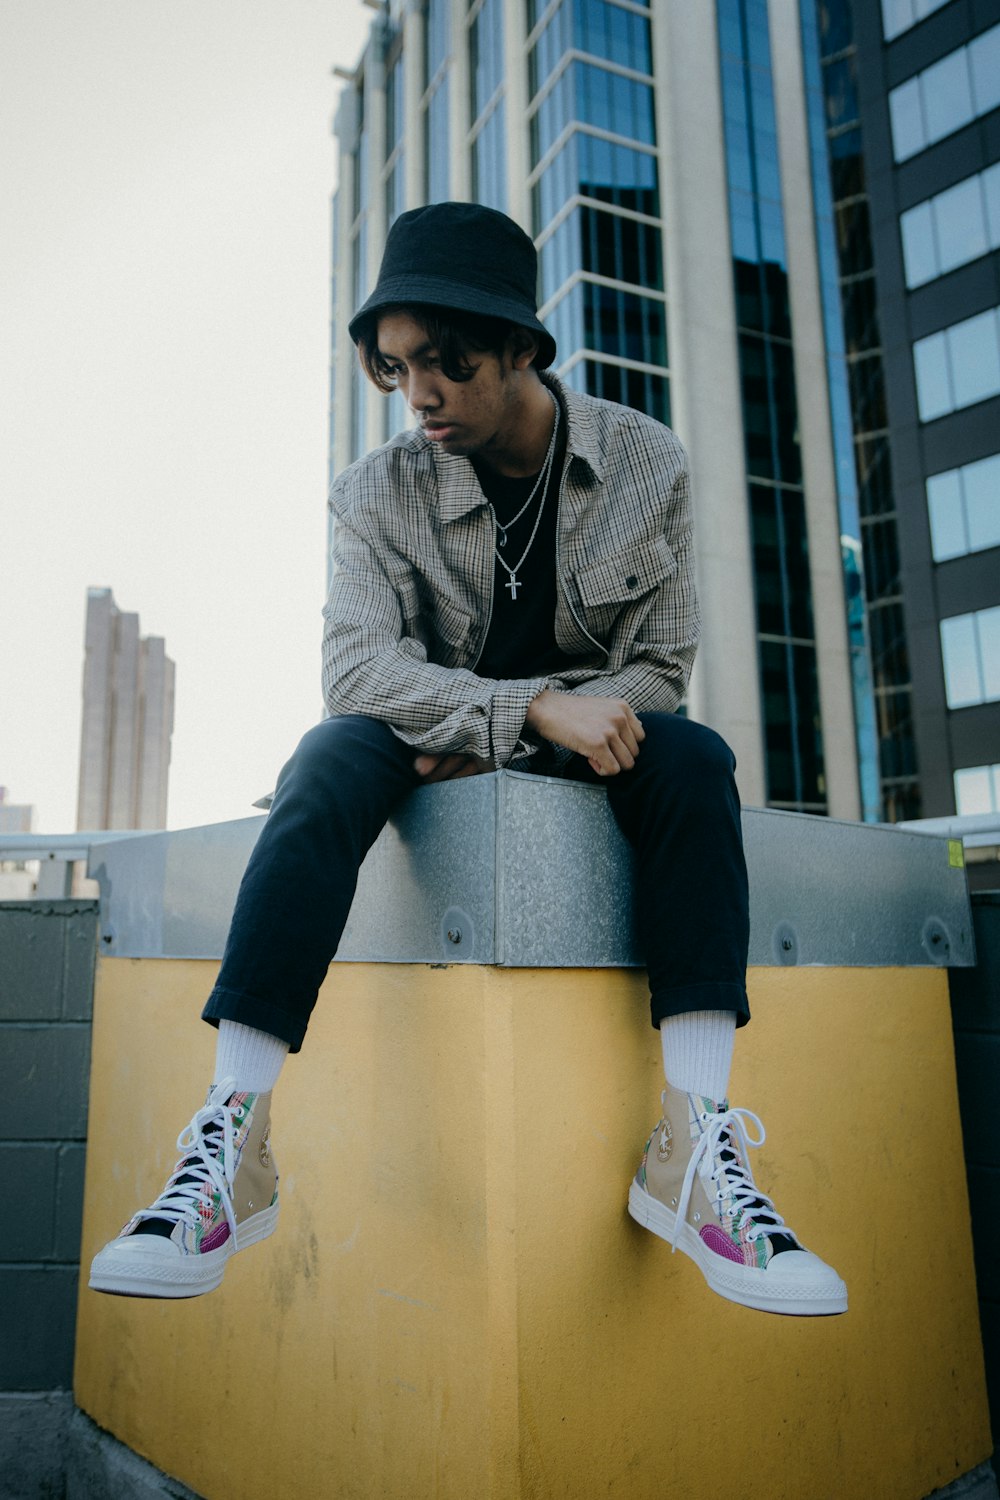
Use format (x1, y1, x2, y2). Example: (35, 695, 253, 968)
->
(129, 1135, 220, 1239)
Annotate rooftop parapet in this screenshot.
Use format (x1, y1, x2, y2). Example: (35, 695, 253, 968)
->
(83, 769, 975, 969)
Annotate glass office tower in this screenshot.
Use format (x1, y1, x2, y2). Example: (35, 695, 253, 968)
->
(328, 0, 878, 819)
(815, 0, 1000, 820)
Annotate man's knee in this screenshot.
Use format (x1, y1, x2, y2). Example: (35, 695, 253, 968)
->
(281, 715, 409, 795)
(636, 713, 737, 786)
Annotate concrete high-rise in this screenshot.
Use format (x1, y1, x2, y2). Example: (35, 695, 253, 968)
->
(328, 0, 884, 818)
(815, 1, 1000, 822)
(76, 588, 175, 831)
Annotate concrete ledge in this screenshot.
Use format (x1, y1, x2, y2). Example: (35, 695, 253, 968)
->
(2, 1393, 991, 1500)
(0, 1393, 203, 1500)
(88, 770, 976, 967)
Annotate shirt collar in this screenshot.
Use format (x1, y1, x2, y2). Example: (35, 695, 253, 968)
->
(418, 374, 606, 522)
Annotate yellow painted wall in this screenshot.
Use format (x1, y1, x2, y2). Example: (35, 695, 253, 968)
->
(75, 958, 992, 1500)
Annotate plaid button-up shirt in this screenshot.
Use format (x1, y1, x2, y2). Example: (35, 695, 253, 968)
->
(322, 377, 700, 767)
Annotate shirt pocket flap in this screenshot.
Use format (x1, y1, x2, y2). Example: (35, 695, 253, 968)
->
(575, 536, 677, 609)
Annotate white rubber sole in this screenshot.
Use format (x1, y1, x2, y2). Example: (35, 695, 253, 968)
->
(628, 1180, 847, 1317)
(89, 1200, 280, 1300)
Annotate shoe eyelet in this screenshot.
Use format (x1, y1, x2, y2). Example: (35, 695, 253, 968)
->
(693, 1212, 701, 1223)
(670, 1197, 677, 1207)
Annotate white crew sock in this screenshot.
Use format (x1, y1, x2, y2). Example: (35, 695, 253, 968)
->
(213, 1020, 289, 1094)
(659, 1010, 737, 1104)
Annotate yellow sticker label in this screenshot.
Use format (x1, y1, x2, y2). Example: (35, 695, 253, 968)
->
(948, 839, 965, 869)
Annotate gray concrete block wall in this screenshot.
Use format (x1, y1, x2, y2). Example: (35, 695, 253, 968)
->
(950, 891, 1000, 1485)
(0, 901, 98, 1391)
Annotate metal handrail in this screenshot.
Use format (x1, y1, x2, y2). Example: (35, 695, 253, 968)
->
(0, 831, 148, 862)
(898, 813, 1000, 849)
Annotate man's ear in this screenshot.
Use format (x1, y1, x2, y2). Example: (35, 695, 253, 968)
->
(508, 326, 540, 371)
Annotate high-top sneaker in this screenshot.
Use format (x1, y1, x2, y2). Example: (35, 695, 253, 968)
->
(628, 1083, 847, 1316)
(89, 1077, 279, 1299)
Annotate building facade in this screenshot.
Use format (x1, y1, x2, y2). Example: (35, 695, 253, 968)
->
(817, 0, 1000, 819)
(76, 588, 175, 831)
(0, 787, 37, 898)
(329, 0, 883, 819)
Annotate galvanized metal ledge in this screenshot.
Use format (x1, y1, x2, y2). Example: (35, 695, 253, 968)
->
(88, 769, 975, 967)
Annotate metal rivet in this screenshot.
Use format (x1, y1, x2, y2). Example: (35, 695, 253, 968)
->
(447, 928, 462, 944)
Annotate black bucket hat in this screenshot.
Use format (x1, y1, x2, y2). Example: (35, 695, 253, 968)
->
(348, 202, 557, 370)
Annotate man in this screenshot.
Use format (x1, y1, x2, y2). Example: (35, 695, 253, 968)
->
(90, 203, 846, 1317)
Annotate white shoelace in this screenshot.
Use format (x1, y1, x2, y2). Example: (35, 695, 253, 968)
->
(133, 1077, 240, 1239)
(670, 1104, 797, 1254)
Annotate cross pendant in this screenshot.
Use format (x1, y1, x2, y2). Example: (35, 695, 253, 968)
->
(506, 574, 520, 601)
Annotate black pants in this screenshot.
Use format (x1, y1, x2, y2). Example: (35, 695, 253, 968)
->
(202, 712, 751, 1052)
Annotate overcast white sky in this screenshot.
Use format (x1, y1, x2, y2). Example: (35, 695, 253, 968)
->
(1, 0, 373, 833)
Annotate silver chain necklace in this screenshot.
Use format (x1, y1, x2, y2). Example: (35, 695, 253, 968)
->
(488, 396, 560, 602)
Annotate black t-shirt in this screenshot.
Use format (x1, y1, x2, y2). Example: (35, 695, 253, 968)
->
(471, 438, 579, 682)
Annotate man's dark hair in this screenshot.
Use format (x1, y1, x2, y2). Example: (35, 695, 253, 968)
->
(354, 303, 541, 393)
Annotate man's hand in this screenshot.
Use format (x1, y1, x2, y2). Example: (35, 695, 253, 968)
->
(413, 752, 494, 783)
(524, 690, 644, 776)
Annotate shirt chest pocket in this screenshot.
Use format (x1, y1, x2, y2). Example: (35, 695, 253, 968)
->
(574, 535, 677, 611)
(396, 576, 474, 665)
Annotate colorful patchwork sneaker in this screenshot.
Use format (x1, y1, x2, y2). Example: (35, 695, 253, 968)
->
(628, 1083, 847, 1316)
(89, 1078, 279, 1299)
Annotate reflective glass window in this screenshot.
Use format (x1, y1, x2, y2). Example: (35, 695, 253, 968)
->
(545, 279, 666, 366)
(426, 0, 449, 78)
(926, 469, 967, 560)
(932, 177, 988, 273)
(564, 358, 670, 422)
(949, 310, 1000, 409)
(970, 24, 1000, 115)
(913, 330, 951, 421)
(533, 130, 659, 229)
(386, 54, 404, 156)
(900, 201, 935, 289)
(900, 167, 1000, 288)
(963, 454, 1000, 552)
(881, 0, 949, 42)
(941, 607, 1000, 707)
(889, 78, 924, 161)
(472, 101, 507, 212)
(530, 0, 651, 93)
(862, 514, 901, 599)
(426, 76, 450, 203)
(470, 0, 504, 119)
(538, 204, 663, 304)
(985, 163, 1000, 247)
(921, 48, 973, 145)
(531, 62, 655, 163)
(982, 610, 1000, 701)
(954, 764, 1000, 815)
(384, 160, 405, 227)
(889, 27, 1000, 163)
(940, 614, 981, 707)
(750, 485, 815, 640)
(758, 640, 827, 808)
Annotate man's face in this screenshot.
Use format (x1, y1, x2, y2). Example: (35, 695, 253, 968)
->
(375, 310, 523, 462)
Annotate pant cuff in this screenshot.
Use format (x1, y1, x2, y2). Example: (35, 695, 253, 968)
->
(202, 986, 308, 1053)
(649, 980, 750, 1031)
